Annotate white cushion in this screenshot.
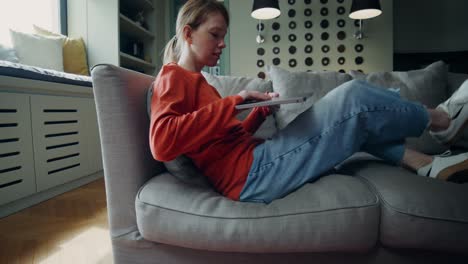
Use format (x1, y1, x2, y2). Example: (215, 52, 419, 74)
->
(266, 65, 352, 129)
(9, 29, 63, 71)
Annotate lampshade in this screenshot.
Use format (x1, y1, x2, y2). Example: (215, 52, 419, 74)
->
(251, 0, 281, 20)
(349, 0, 382, 20)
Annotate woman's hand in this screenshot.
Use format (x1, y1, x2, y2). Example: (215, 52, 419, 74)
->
(237, 91, 280, 115)
(238, 90, 280, 101)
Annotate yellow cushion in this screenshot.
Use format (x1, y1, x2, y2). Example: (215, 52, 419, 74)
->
(33, 25, 90, 76)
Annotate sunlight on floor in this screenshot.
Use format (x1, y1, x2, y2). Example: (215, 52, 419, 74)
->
(39, 226, 112, 264)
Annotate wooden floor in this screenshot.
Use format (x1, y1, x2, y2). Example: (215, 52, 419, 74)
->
(0, 178, 113, 264)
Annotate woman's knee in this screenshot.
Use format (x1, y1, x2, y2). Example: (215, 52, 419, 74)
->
(331, 80, 370, 102)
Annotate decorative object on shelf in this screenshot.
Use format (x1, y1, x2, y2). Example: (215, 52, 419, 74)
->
(134, 11, 149, 30)
(349, 0, 382, 39)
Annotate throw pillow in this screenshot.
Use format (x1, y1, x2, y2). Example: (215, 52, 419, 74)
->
(266, 65, 353, 129)
(349, 61, 450, 154)
(0, 43, 19, 63)
(33, 25, 90, 76)
(163, 155, 212, 187)
(9, 29, 64, 71)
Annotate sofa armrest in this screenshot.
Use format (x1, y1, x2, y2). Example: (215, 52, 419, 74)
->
(91, 64, 165, 238)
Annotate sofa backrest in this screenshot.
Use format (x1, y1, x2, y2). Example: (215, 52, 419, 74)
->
(91, 64, 165, 236)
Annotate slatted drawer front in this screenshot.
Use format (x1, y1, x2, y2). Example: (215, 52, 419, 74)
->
(31, 95, 89, 192)
(0, 93, 36, 206)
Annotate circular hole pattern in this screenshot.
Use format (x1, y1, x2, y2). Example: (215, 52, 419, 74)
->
(272, 22, 280, 30)
(273, 58, 281, 65)
(321, 32, 329, 40)
(288, 9, 296, 18)
(355, 44, 364, 52)
(355, 56, 364, 65)
(322, 57, 330, 66)
(305, 33, 313, 41)
(337, 44, 346, 53)
(337, 19, 345, 27)
(321, 45, 330, 53)
(320, 19, 329, 29)
(257, 60, 265, 68)
(256, 23, 264, 31)
(289, 34, 297, 42)
(320, 0, 328, 4)
(289, 21, 297, 29)
(288, 0, 296, 4)
(289, 46, 297, 54)
(258, 71, 266, 79)
(273, 47, 280, 54)
(338, 57, 345, 65)
(305, 0, 312, 4)
(337, 0, 345, 3)
(305, 20, 313, 29)
(320, 8, 329, 16)
(337, 6, 346, 15)
(305, 57, 313, 66)
(272, 34, 281, 42)
(337, 31, 346, 40)
(304, 8, 312, 16)
(257, 48, 265, 56)
(304, 45, 313, 53)
(338, 69, 345, 73)
(289, 59, 297, 68)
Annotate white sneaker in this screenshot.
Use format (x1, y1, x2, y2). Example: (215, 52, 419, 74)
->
(417, 151, 468, 181)
(430, 80, 468, 145)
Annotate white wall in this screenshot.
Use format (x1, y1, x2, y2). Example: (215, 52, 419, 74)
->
(229, 0, 393, 77)
(394, 0, 468, 53)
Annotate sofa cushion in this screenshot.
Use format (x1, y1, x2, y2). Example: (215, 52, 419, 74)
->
(266, 65, 353, 129)
(350, 61, 450, 155)
(136, 173, 379, 253)
(10, 29, 64, 72)
(340, 160, 468, 253)
(33, 24, 90, 76)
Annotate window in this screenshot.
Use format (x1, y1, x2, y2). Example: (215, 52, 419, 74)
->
(0, 0, 64, 46)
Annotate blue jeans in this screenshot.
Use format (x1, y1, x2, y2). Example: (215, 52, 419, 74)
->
(239, 80, 430, 203)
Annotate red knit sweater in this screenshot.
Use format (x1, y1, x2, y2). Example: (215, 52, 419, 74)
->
(149, 63, 268, 200)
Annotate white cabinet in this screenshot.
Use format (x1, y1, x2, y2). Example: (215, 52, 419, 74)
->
(0, 92, 102, 206)
(30, 95, 92, 192)
(0, 93, 36, 205)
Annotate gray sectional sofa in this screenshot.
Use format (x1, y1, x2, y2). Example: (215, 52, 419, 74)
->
(91, 62, 468, 264)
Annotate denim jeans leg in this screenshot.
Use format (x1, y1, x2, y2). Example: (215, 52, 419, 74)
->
(240, 80, 430, 203)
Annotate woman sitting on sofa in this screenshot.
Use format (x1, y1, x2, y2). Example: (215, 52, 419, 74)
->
(149, 0, 468, 203)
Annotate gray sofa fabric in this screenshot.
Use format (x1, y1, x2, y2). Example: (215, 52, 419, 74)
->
(136, 173, 379, 252)
(341, 160, 468, 253)
(91, 64, 165, 239)
(91, 64, 468, 264)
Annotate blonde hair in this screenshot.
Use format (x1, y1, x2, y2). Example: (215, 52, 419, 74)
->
(163, 0, 229, 65)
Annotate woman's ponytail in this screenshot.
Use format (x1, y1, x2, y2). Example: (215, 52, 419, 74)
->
(163, 36, 179, 65)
